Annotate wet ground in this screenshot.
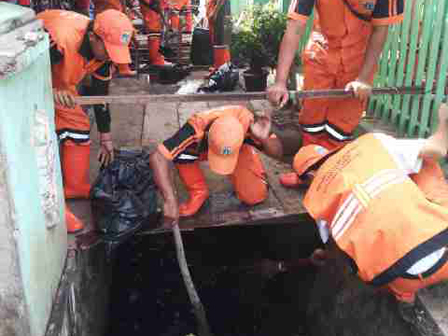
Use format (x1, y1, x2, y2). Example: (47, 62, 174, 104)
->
(106, 221, 322, 336)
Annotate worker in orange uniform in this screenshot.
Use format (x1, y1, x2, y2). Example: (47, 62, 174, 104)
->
(166, 0, 192, 33)
(138, 0, 173, 66)
(157, 105, 282, 217)
(284, 102, 448, 316)
(37, 9, 134, 233)
(267, 0, 404, 187)
(91, 0, 138, 76)
(206, 0, 231, 72)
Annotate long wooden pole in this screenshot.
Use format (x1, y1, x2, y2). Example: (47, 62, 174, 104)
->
(172, 225, 212, 336)
(74, 86, 425, 106)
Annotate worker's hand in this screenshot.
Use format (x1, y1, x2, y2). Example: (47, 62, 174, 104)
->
(54, 90, 76, 109)
(345, 80, 372, 100)
(250, 115, 271, 141)
(267, 83, 289, 109)
(98, 132, 114, 166)
(162, 197, 179, 228)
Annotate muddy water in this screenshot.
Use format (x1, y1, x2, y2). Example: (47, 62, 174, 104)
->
(106, 222, 322, 336)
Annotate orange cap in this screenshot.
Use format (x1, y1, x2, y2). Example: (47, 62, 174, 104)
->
(93, 9, 133, 64)
(293, 145, 329, 177)
(208, 115, 245, 175)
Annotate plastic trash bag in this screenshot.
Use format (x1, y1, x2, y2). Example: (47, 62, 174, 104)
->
(90, 148, 159, 252)
(198, 62, 239, 93)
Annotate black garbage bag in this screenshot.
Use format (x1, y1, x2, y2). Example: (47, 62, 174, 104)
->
(90, 149, 160, 252)
(198, 62, 239, 93)
(190, 27, 213, 66)
(159, 64, 192, 84)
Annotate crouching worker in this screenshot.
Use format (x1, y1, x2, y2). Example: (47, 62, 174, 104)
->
(157, 105, 283, 217)
(37, 9, 134, 233)
(291, 103, 448, 308)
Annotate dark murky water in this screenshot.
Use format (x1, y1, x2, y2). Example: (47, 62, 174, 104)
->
(106, 222, 322, 336)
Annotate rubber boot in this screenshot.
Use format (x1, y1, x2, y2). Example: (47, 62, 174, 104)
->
(65, 204, 84, 233)
(279, 172, 306, 188)
(148, 36, 173, 66)
(117, 63, 136, 76)
(206, 45, 231, 78)
(62, 140, 91, 199)
(213, 45, 230, 69)
(176, 162, 209, 217)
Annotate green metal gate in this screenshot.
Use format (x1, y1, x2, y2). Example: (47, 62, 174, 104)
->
(368, 0, 448, 138)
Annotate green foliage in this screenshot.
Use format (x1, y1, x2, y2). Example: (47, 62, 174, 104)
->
(231, 2, 293, 72)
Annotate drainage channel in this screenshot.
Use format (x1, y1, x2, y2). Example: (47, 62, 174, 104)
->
(105, 220, 322, 336)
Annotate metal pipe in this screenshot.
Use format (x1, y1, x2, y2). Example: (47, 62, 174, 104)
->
(74, 86, 426, 106)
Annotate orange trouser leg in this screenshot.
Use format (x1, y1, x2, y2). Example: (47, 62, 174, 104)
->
(147, 35, 168, 66)
(185, 6, 192, 32)
(411, 158, 448, 207)
(65, 204, 84, 233)
(55, 103, 90, 138)
(62, 140, 91, 199)
(229, 144, 267, 205)
(171, 13, 181, 31)
(176, 162, 210, 217)
(386, 261, 448, 304)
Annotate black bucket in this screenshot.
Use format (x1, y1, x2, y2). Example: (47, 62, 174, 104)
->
(243, 70, 269, 92)
(190, 28, 213, 66)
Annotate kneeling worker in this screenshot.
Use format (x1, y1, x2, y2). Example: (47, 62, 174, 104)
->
(157, 105, 283, 217)
(290, 103, 448, 305)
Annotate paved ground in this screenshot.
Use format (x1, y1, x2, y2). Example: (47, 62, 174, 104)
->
(69, 71, 307, 246)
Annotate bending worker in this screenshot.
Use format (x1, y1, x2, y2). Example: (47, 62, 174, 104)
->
(37, 9, 134, 233)
(157, 105, 282, 217)
(288, 103, 448, 307)
(267, 0, 404, 187)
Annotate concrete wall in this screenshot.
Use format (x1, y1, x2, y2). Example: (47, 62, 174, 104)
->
(0, 4, 67, 336)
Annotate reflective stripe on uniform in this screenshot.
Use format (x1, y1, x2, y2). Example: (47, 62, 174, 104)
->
(331, 169, 407, 241)
(57, 130, 90, 142)
(301, 122, 354, 142)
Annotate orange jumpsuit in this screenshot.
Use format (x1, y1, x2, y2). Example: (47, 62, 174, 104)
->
(139, 0, 170, 65)
(38, 10, 113, 142)
(206, 0, 230, 69)
(288, 0, 404, 149)
(166, 0, 192, 33)
(158, 106, 268, 207)
(302, 133, 448, 303)
(37, 9, 116, 232)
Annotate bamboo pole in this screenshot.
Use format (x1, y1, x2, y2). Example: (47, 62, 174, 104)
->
(74, 86, 425, 106)
(172, 225, 212, 336)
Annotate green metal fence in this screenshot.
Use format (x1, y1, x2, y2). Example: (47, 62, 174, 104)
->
(368, 0, 448, 138)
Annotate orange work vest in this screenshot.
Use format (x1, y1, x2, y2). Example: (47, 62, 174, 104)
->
(37, 10, 106, 94)
(304, 133, 448, 286)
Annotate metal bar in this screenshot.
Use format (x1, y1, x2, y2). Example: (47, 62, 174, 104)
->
(74, 86, 425, 106)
